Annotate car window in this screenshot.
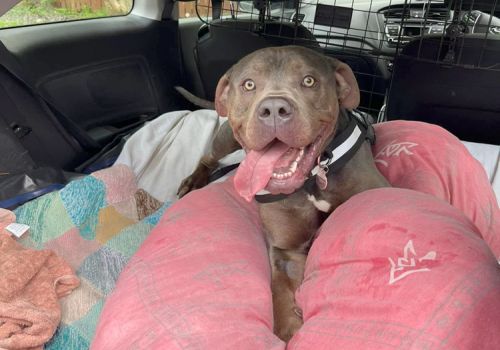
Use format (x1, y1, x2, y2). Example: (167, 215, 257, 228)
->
(178, 0, 232, 20)
(0, 0, 133, 28)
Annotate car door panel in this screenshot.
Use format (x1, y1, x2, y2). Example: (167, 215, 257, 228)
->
(38, 56, 159, 131)
(0, 15, 182, 144)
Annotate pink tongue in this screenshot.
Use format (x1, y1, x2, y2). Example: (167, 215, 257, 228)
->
(234, 141, 291, 202)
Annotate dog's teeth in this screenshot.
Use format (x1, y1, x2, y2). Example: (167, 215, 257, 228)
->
(289, 161, 298, 173)
(272, 169, 295, 180)
(295, 148, 305, 162)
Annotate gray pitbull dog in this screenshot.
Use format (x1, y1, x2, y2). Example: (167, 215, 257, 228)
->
(178, 45, 390, 342)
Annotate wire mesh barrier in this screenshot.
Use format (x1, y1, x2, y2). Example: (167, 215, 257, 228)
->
(180, 0, 500, 132)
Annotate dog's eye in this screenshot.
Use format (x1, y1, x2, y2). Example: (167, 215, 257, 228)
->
(302, 76, 316, 88)
(243, 79, 256, 91)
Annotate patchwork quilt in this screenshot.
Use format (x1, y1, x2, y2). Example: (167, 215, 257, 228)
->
(13, 164, 169, 349)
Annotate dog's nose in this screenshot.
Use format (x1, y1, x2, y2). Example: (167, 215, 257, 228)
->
(257, 98, 293, 125)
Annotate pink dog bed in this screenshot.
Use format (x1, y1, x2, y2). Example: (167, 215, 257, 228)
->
(91, 121, 500, 349)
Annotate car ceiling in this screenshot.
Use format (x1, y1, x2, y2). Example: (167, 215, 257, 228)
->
(0, 0, 21, 17)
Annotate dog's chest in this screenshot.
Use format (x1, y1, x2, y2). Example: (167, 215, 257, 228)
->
(306, 193, 332, 212)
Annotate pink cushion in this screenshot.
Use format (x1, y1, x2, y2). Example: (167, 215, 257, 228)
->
(372, 121, 500, 260)
(91, 180, 285, 349)
(92, 121, 500, 349)
(291, 188, 500, 349)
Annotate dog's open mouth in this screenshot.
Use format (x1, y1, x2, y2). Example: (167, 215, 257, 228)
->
(234, 132, 328, 202)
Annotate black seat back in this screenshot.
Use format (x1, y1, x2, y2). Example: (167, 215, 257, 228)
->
(386, 34, 500, 145)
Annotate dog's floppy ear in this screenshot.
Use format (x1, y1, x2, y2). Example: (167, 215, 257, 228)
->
(214, 71, 232, 117)
(330, 59, 360, 110)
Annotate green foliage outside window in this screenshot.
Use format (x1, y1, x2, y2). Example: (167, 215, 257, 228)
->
(0, 0, 133, 28)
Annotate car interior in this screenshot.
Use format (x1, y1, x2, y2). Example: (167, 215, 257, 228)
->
(0, 0, 498, 204)
(0, 0, 499, 348)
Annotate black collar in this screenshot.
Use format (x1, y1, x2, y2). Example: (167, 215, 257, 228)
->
(254, 109, 375, 203)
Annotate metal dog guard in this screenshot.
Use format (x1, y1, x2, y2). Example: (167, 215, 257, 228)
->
(184, 0, 500, 144)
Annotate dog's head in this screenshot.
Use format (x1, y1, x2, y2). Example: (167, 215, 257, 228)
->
(215, 45, 360, 200)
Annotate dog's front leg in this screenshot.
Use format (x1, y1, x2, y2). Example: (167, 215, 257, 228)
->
(270, 246, 306, 342)
(260, 199, 320, 342)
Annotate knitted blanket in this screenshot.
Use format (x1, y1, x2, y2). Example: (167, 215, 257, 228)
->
(13, 164, 169, 349)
